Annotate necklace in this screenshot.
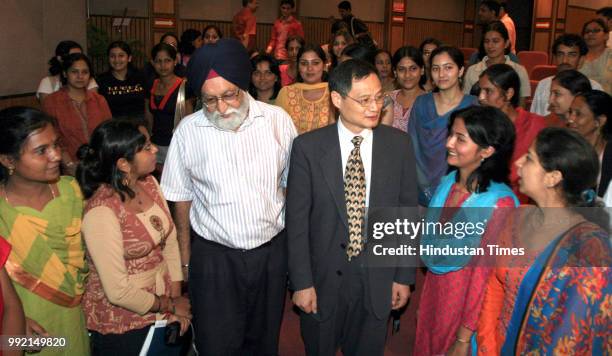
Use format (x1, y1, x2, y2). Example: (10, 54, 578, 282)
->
(2, 183, 55, 205)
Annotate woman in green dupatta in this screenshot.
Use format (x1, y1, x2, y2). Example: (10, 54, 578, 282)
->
(0, 107, 89, 355)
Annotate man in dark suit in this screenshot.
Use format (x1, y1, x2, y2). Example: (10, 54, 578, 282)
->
(286, 59, 418, 355)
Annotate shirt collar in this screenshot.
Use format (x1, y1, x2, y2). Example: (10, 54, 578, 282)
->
(337, 117, 373, 143)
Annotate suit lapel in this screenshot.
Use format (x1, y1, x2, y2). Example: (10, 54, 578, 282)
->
(319, 126, 349, 230)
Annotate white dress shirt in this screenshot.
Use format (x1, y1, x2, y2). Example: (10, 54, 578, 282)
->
(337, 118, 373, 207)
(530, 75, 603, 116)
(161, 93, 298, 249)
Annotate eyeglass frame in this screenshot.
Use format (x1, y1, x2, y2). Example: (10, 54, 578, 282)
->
(201, 89, 242, 109)
(343, 93, 388, 108)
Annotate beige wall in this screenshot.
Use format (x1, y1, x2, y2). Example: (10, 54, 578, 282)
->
(406, 0, 465, 22)
(0, 0, 86, 96)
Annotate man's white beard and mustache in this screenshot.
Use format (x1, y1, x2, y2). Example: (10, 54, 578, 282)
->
(204, 92, 250, 131)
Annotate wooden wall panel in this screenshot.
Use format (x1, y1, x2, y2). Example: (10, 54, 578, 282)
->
(88, 16, 150, 74)
(404, 18, 464, 48)
(0, 95, 39, 111)
(565, 6, 596, 34)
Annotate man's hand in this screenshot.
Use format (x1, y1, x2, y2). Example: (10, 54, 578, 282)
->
(292, 287, 317, 314)
(390, 282, 411, 310)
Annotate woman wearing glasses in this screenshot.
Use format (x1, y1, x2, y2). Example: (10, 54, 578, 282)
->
(580, 19, 611, 95)
(249, 54, 281, 105)
(144, 43, 192, 165)
(276, 44, 334, 134)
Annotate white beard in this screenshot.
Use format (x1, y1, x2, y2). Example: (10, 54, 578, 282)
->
(204, 94, 250, 131)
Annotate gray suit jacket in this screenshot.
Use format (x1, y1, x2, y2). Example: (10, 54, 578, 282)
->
(286, 123, 418, 321)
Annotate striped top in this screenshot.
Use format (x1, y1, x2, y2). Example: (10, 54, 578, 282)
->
(160, 93, 297, 249)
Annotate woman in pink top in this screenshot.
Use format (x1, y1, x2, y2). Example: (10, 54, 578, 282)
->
(279, 35, 304, 87)
(381, 46, 426, 132)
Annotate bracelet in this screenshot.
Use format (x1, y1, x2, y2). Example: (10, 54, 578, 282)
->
(456, 336, 470, 344)
(181, 264, 189, 268)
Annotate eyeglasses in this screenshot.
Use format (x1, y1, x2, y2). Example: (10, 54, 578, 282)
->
(584, 28, 603, 34)
(345, 94, 387, 108)
(202, 90, 241, 109)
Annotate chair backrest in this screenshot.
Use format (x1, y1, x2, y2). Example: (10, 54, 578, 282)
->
(530, 64, 557, 81)
(517, 51, 549, 78)
(459, 47, 478, 62)
(525, 79, 540, 109)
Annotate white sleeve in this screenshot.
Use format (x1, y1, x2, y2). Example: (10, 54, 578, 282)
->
(530, 81, 549, 116)
(604, 181, 612, 207)
(36, 77, 53, 98)
(88, 78, 99, 90)
(160, 128, 194, 202)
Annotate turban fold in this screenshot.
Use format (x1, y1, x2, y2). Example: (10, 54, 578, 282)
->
(187, 38, 251, 95)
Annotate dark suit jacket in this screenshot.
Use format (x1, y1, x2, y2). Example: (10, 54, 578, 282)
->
(286, 123, 418, 321)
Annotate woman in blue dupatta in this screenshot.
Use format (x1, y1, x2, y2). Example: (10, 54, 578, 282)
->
(415, 106, 519, 356)
(408, 46, 478, 207)
(500, 128, 611, 355)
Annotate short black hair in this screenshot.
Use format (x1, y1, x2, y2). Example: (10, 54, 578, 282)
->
(552, 34, 588, 56)
(480, 1, 501, 17)
(329, 59, 378, 97)
(280, 0, 295, 7)
(419, 37, 443, 53)
(449, 105, 516, 192)
(338, 1, 351, 11)
(341, 43, 376, 64)
(596, 7, 612, 19)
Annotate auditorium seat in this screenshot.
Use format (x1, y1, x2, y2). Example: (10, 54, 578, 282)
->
(517, 51, 549, 78)
(530, 64, 557, 81)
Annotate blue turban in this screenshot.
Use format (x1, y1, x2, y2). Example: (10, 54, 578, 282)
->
(186, 38, 251, 95)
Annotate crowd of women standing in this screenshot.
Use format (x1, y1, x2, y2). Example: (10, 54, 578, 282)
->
(0, 10, 610, 355)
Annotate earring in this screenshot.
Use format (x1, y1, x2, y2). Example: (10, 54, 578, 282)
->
(122, 172, 131, 186)
(8, 166, 14, 176)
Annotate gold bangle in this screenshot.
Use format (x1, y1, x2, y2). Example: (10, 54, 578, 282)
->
(456, 336, 470, 344)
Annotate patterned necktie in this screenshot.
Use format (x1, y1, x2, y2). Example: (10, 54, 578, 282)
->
(344, 135, 366, 260)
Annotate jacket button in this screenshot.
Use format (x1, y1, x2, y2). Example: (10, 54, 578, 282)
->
(340, 243, 346, 249)
(336, 270, 343, 276)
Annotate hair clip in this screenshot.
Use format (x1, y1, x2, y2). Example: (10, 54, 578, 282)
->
(580, 188, 596, 204)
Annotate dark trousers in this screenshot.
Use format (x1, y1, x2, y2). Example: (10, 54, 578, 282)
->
(299, 257, 388, 356)
(189, 230, 287, 356)
(90, 325, 150, 356)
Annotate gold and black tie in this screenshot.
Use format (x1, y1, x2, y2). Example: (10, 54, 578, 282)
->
(344, 135, 366, 260)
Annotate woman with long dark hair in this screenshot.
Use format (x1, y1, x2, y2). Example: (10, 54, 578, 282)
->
(408, 46, 478, 206)
(580, 19, 611, 94)
(416, 105, 518, 355)
(77, 120, 190, 355)
(488, 128, 611, 355)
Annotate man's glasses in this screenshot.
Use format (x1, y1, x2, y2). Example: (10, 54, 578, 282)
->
(202, 90, 241, 109)
(345, 94, 387, 108)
